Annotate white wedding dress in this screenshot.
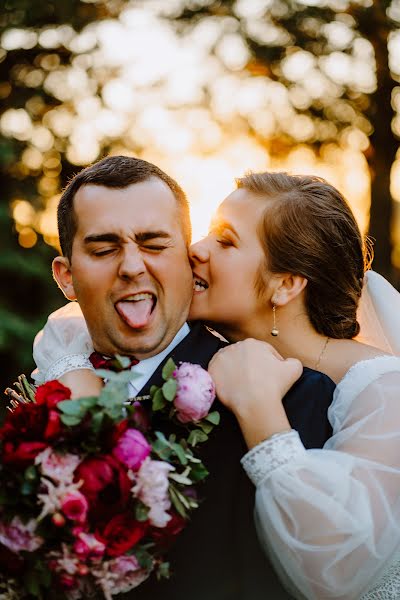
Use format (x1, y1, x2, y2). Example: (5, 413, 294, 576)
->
(32, 271, 400, 600)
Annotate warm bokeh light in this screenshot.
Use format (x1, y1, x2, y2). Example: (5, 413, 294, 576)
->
(3, 1, 400, 252)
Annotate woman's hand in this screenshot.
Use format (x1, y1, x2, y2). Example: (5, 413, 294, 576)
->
(208, 339, 303, 448)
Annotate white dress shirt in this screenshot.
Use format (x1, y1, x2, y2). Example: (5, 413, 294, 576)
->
(127, 323, 190, 397)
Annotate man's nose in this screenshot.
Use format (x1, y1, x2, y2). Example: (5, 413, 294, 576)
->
(189, 238, 210, 265)
(118, 247, 146, 280)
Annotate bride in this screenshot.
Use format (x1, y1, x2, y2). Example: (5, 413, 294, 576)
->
(34, 170, 400, 599)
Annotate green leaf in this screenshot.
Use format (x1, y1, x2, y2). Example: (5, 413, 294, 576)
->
(162, 358, 176, 381)
(169, 485, 188, 519)
(187, 429, 208, 447)
(91, 410, 104, 434)
(150, 385, 158, 396)
(190, 461, 209, 482)
(171, 442, 188, 465)
(162, 378, 177, 402)
(57, 399, 85, 416)
(157, 561, 170, 580)
(23, 569, 41, 597)
(152, 388, 166, 411)
(24, 465, 38, 482)
(198, 421, 213, 435)
(79, 396, 98, 409)
(20, 480, 33, 496)
(135, 502, 150, 522)
(205, 411, 220, 425)
(114, 354, 132, 369)
(60, 414, 82, 427)
(169, 472, 192, 485)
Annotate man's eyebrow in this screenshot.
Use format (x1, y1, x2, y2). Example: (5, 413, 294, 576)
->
(83, 231, 172, 244)
(84, 233, 121, 244)
(135, 231, 172, 242)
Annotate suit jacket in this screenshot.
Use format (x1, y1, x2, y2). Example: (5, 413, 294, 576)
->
(120, 323, 335, 600)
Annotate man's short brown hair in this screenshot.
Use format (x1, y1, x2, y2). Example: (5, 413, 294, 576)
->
(58, 155, 191, 260)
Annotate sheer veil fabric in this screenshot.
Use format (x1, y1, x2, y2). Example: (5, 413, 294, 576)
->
(357, 270, 400, 355)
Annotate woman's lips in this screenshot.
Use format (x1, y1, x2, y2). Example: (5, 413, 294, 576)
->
(192, 274, 209, 293)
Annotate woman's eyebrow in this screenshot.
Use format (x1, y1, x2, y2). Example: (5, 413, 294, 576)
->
(209, 221, 239, 237)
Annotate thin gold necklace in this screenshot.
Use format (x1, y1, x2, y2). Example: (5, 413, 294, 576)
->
(315, 337, 330, 370)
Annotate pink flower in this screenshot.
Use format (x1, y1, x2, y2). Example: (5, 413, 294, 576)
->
(35, 448, 81, 484)
(0, 517, 43, 553)
(73, 532, 105, 560)
(110, 555, 140, 575)
(173, 363, 215, 423)
(132, 458, 173, 527)
(112, 428, 151, 471)
(61, 490, 88, 523)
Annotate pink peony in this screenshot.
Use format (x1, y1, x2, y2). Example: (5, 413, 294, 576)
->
(35, 448, 81, 484)
(61, 490, 88, 523)
(132, 458, 173, 528)
(112, 428, 151, 471)
(173, 362, 216, 423)
(74, 532, 105, 560)
(0, 517, 43, 553)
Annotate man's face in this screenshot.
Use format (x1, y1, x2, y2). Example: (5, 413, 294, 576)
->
(54, 178, 193, 358)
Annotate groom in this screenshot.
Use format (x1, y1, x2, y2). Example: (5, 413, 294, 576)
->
(45, 155, 334, 599)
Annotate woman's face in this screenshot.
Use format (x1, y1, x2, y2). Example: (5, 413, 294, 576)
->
(189, 188, 272, 340)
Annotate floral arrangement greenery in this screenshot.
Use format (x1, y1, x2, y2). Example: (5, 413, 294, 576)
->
(0, 358, 219, 599)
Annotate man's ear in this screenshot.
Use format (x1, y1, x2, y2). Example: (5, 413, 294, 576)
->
(272, 274, 308, 307)
(52, 256, 77, 300)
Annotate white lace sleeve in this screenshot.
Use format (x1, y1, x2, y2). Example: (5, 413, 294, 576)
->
(242, 356, 400, 600)
(32, 302, 94, 384)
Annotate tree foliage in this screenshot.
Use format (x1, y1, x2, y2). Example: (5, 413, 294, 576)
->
(173, 0, 400, 279)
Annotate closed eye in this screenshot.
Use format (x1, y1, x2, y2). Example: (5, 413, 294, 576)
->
(216, 238, 233, 248)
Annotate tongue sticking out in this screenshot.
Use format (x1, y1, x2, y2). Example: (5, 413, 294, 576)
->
(116, 299, 154, 329)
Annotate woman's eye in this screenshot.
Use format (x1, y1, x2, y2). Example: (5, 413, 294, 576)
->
(216, 238, 233, 248)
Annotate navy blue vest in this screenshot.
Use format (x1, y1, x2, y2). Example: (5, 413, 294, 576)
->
(123, 323, 335, 600)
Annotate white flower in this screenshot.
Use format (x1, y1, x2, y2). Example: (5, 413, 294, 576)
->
(0, 517, 43, 553)
(35, 448, 81, 484)
(131, 458, 174, 528)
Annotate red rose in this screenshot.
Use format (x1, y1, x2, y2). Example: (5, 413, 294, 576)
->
(97, 512, 148, 557)
(150, 512, 186, 551)
(35, 380, 71, 408)
(0, 384, 67, 468)
(74, 455, 131, 523)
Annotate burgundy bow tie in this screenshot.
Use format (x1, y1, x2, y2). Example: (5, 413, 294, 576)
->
(89, 351, 139, 372)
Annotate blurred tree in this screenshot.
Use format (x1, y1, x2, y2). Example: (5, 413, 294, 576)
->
(174, 0, 400, 281)
(0, 0, 120, 398)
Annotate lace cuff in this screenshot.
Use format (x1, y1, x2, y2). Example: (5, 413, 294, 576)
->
(241, 429, 306, 486)
(44, 354, 94, 383)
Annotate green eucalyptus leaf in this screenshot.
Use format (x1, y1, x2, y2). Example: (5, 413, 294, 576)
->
(135, 502, 150, 522)
(205, 411, 220, 425)
(157, 561, 171, 580)
(162, 378, 177, 402)
(162, 358, 176, 381)
(198, 421, 213, 435)
(171, 442, 188, 465)
(79, 396, 98, 409)
(190, 461, 209, 482)
(60, 414, 82, 427)
(169, 485, 188, 519)
(91, 410, 105, 433)
(150, 385, 158, 396)
(57, 399, 85, 416)
(152, 388, 166, 411)
(187, 429, 208, 447)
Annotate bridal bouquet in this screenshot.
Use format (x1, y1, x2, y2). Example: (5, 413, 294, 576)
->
(0, 359, 218, 599)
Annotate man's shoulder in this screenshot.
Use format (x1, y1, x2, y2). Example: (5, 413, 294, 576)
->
(296, 365, 336, 394)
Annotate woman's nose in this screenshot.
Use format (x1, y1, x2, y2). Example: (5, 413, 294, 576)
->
(189, 238, 210, 265)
